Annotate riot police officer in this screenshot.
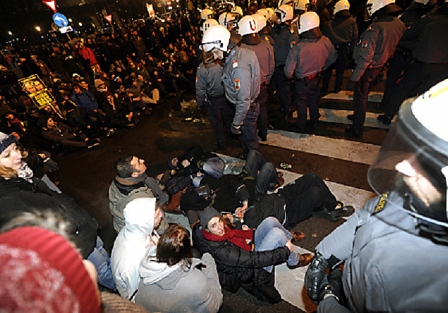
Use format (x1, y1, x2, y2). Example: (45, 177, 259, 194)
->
(202, 25, 261, 158)
(321, 0, 358, 94)
(305, 78, 448, 312)
(196, 50, 234, 150)
(239, 14, 275, 142)
(345, 0, 405, 138)
(271, 5, 299, 119)
(284, 12, 337, 133)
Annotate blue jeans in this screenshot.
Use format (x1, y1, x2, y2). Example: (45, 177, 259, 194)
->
(254, 217, 298, 272)
(88, 236, 117, 291)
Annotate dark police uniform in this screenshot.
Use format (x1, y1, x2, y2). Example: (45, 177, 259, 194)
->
(315, 192, 448, 312)
(284, 35, 337, 132)
(348, 13, 405, 137)
(196, 59, 234, 148)
(321, 10, 358, 93)
(271, 23, 299, 116)
(222, 45, 261, 154)
(380, 4, 448, 122)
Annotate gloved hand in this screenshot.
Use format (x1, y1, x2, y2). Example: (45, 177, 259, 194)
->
(231, 124, 241, 135)
(305, 252, 329, 304)
(43, 158, 59, 172)
(346, 80, 356, 91)
(318, 268, 346, 306)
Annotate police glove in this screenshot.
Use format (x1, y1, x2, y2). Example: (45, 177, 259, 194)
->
(231, 124, 241, 135)
(305, 251, 329, 304)
(346, 80, 356, 91)
(318, 268, 346, 306)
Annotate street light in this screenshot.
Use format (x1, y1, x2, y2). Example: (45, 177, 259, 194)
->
(35, 26, 41, 32)
(8, 31, 12, 36)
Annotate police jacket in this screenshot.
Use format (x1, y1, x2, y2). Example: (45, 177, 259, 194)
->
(222, 45, 260, 127)
(399, 4, 448, 64)
(351, 15, 405, 82)
(316, 192, 448, 312)
(284, 35, 338, 79)
(271, 23, 299, 66)
(195, 60, 225, 108)
(192, 223, 290, 293)
(322, 11, 358, 48)
(241, 36, 275, 85)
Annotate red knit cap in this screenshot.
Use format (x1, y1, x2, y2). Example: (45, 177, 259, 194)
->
(0, 226, 101, 313)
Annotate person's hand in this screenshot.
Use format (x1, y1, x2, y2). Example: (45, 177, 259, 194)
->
(305, 252, 329, 304)
(222, 213, 234, 223)
(346, 80, 356, 91)
(231, 124, 241, 135)
(181, 159, 190, 168)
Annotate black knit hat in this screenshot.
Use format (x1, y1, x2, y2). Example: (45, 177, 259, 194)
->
(0, 132, 17, 155)
(199, 206, 220, 229)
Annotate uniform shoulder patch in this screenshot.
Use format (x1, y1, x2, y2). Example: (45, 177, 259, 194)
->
(361, 40, 369, 50)
(234, 78, 240, 90)
(373, 192, 389, 215)
(232, 60, 238, 68)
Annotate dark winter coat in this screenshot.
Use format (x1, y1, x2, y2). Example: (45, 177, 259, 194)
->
(192, 224, 289, 293)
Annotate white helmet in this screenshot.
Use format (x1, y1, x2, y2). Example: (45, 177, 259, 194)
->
(266, 8, 275, 19)
(231, 5, 243, 16)
(257, 8, 269, 21)
(275, 5, 294, 22)
(298, 11, 320, 34)
(252, 13, 267, 31)
(334, 0, 350, 14)
(202, 24, 231, 52)
(279, 0, 294, 6)
(366, 0, 395, 16)
(203, 19, 219, 33)
(201, 8, 214, 20)
(295, 0, 310, 11)
(219, 12, 238, 27)
(238, 15, 259, 36)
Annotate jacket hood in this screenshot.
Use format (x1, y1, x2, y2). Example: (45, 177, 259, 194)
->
(123, 197, 157, 237)
(140, 245, 204, 288)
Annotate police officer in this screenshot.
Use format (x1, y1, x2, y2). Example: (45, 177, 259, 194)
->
(305, 78, 448, 312)
(202, 24, 261, 158)
(196, 50, 234, 150)
(256, 8, 276, 45)
(271, 5, 299, 119)
(377, 0, 448, 125)
(199, 8, 215, 33)
(219, 11, 239, 33)
(239, 14, 275, 142)
(321, 0, 358, 94)
(345, 0, 405, 138)
(284, 12, 337, 133)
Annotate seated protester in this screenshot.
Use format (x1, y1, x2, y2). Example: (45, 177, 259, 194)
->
(1, 111, 27, 142)
(192, 207, 313, 303)
(149, 68, 170, 99)
(128, 79, 159, 106)
(168, 145, 217, 178)
(111, 198, 163, 301)
(25, 148, 60, 193)
(125, 89, 151, 117)
(40, 116, 101, 150)
(104, 93, 135, 129)
(135, 224, 223, 313)
(136, 73, 163, 104)
(0, 133, 117, 291)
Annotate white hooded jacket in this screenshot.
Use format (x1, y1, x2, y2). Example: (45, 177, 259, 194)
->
(111, 197, 159, 300)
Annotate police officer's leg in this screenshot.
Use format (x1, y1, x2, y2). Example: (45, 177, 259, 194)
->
(222, 99, 235, 135)
(334, 48, 349, 93)
(257, 83, 269, 141)
(208, 98, 227, 148)
(352, 67, 382, 134)
(321, 63, 334, 94)
(294, 80, 308, 132)
(307, 77, 321, 128)
(240, 103, 260, 154)
(379, 51, 409, 111)
(244, 149, 267, 179)
(274, 67, 292, 116)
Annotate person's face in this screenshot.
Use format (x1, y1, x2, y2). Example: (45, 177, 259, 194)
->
(47, 117, 56, 128)
(395, 158, 442, 207)
(0, 142, 22, 171)
(74, 86, 82, 94)
(211, 47, 224, 60)
(130, 156, 147, 177)
(154, 207, 163, 229)
(206, 216, 225, 236)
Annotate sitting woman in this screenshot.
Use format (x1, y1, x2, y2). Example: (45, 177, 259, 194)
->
(192, 207, 313, 304)
(136, 223, 223, 313)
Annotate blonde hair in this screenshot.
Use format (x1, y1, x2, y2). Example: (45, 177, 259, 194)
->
(0, 144, 27, 179)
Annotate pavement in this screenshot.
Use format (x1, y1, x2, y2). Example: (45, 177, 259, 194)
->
(49, 75, 389, 312)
